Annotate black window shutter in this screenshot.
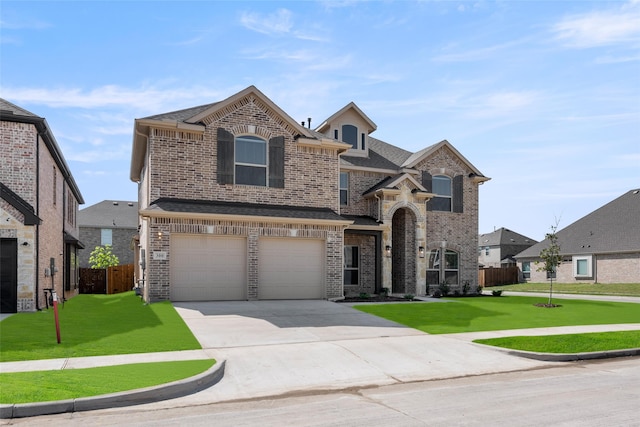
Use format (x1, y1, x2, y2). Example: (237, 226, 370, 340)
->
(453, 175, 464, 213)
(422, 171, 433, 211)
(269, 136, 285, 188)
(217, 127, 234, 184)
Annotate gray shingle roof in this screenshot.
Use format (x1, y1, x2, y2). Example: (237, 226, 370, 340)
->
(516, 189, 640, 258)
(341, 137, 413, 170)
(78, 200, 139, 228)
(142, 102, 219, 123)
(0, 98, 39, 118)
(148, 198, 347, 222)
(479, 227, 537, 246)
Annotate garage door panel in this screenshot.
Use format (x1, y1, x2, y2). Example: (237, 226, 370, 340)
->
(258, 239, 325, 299)
(171, 235, 246, 301)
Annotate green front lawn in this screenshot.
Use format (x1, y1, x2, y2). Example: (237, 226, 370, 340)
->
(475, 330, 640, 353)
(486, 283, 640, 297)
(0, 292, 201, 362)
(0, 292, 211, 405)
(354, 296, 640, 334)
(1, 360, 215, 404)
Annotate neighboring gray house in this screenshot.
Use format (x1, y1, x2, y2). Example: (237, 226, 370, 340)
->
(515, 189, 640, 284)
(78, 200, 138, 267)
(478, 227, 537, 268)
(129, 86, 489, 303)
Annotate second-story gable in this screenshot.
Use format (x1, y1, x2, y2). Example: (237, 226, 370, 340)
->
(131, 86, 350, 212)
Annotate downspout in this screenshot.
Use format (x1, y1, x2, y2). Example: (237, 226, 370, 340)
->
(35, 132, 40, 311)
(374, 193, 382, 223)
(62, 178, 66, 302)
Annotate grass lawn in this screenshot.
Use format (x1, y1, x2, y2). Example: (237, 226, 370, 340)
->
(474, 330, 640, 353)
(0, 291, 201, 362)
(0, 292, 213, 405)
(486, 283, 640, 297)
(0, 360, 215, 404)
(354, 296, 640, 334)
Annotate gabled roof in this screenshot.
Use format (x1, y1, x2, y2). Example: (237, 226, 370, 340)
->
(362, 173, 428, 197)
(315, 102, 377, 134)
(401, 140, 486, 178)
(0, 98, 85, 204)
(479, 227, 537, 247)
(516, 189, 640, 258)
(78, 200, 139, 228)
(0, 182, 42, 225)
(130, 86, 314, 182)
(341, 137, 413, 170)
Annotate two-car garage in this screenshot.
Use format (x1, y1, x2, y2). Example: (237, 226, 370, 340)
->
(170, 234, 325, 301)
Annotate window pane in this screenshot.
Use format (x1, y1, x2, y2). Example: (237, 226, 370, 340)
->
(340, 172, 349, 188)
(430, 197, 451, 212)
(576, 259, 588, 275)
(101, 229, 112, 246)
(432, 176, 451, 196)
(444, 271, 458, 284)
(236, 165, 266, 186)
(522, 262, 530, 273)
(445, 250, 458, 269)
(236, 135, 266, 165)
(426, 270, 440, 285)
(344, 246, 359, 268)
(340, 190, 348, 206)
(427, 249, 440, 269)
(342, 124, 358, 149)
(344, 270, 359, 285)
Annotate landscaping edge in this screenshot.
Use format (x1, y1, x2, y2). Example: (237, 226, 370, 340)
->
(0, 359, 225, 419)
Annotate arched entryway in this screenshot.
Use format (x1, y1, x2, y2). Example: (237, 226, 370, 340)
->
(391, 207, 417, 294)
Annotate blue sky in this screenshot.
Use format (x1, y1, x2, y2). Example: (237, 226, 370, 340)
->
(2, 1, 638, 241)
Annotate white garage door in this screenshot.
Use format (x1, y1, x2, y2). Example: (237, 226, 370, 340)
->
(258, 238, 325, 299)
(171, 234, 246, 301)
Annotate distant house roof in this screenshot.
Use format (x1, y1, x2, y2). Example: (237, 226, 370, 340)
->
(516, 189, 640, 258)
(479, 227, 537, 247)
(0, 98, 85, 205)
(78, 200, 139, 228)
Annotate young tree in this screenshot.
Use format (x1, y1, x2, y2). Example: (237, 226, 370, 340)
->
(89, 245, 119, 269)
(537, 224, 562, 306)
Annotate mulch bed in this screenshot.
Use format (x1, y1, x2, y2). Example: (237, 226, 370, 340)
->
(338, 296, 414, 303)
(534, 303, 563, 308)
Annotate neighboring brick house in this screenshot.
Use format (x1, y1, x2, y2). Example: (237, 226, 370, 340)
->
(478, 227, 537, 268)
(129, 86, 489, 303)
(1, 99, 84, 313)
(78, 200, 138, 268)
(515, 189, 640, 284)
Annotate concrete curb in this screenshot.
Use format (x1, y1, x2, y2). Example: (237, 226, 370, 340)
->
(1, 359, 225, 419)
(472, 342, 640, 362)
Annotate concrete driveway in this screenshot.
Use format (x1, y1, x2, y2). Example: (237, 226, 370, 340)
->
(144, 300, 554, 408)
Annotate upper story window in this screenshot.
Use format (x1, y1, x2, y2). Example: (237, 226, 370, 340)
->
(235, 135, 267, 186)
(340, 172, 349, 206)
(342, 125, 358, 149)
(423, 172, 464, 213)
(217, 128, 284, 188)
(431, 175, 452, 211)
(101, 229, 112, 246)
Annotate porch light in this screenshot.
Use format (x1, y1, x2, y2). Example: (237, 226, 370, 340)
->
(385, 245, 392, 257)
(157, 231, 163, 240)
(418, 246, 425, 258)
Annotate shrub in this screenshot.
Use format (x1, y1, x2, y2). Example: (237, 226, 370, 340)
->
(432, 289, 442, 298)
(359, 292, 371, 299)
(438, 282, 450, 297)
(380, 287, 390, 297)
(462, 281, 471, 295)
(454, 290, 461, 297)
(403, 294, 415, 300)
(492, 290, 503, 297)
(476, 285, 484, 295)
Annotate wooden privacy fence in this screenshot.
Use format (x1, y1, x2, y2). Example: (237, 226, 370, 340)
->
(79, 264, 134, 295)
(479, 266, 519, 287)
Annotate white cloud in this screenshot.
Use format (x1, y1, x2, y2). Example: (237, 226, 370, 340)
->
(239, 8, 293, 36)
(552, 1, 640, 48)
(431, 37, 532, 63)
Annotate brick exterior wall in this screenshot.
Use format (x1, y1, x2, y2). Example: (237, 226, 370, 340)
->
(1, 119, 82, 312)
(78, 227, 137, 267)
(140, 94, 346, 302)
(344, 233, 376, 296)
(519, 252, 640, 284)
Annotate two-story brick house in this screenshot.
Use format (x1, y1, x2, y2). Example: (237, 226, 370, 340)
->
(1, 99, 84, 313)
(129, 86, 488, 303)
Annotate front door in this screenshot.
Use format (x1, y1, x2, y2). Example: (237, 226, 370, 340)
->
(1, 238, 18, 313)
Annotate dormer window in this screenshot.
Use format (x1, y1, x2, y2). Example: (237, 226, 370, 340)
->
(342, 124, 358, 149)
